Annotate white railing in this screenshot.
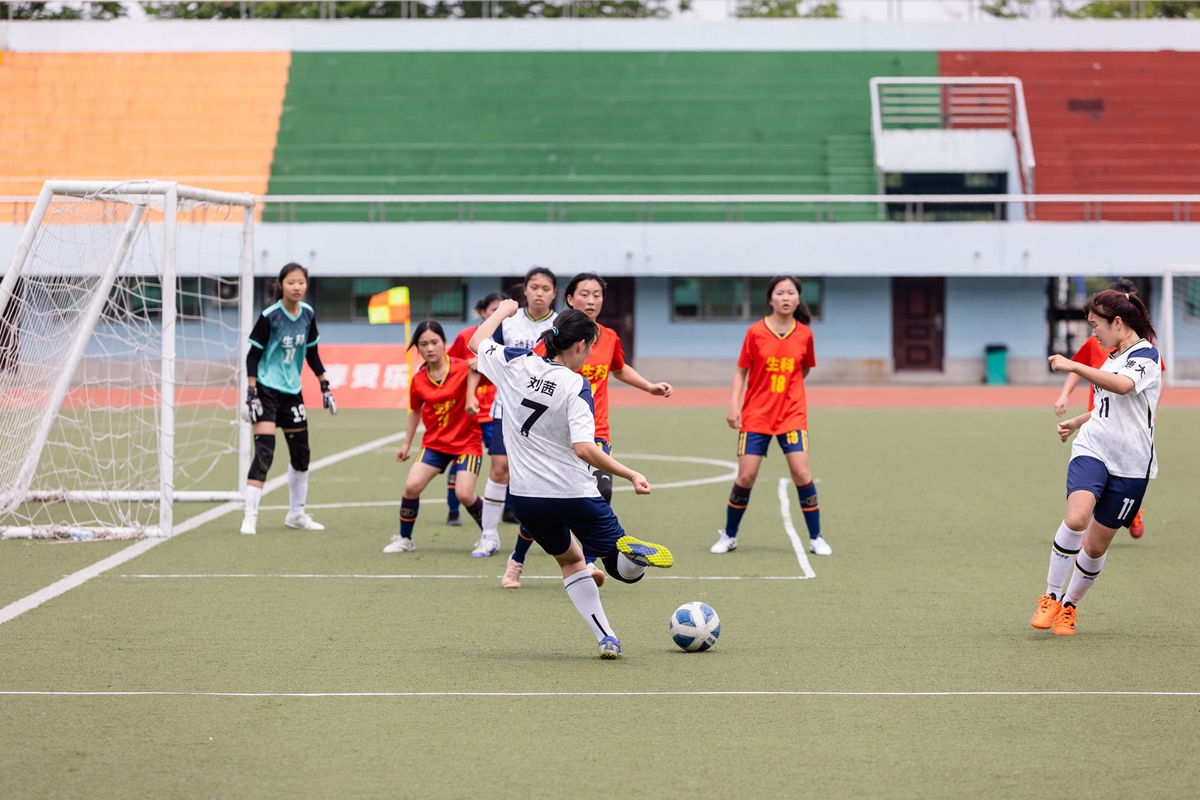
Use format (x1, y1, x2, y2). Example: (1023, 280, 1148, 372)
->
(870, 77, 1036, 196)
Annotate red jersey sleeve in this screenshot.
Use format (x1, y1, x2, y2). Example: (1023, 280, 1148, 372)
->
(801, 327, 816, 369)
(611, 335, 626, 371)
(737, 327, 755, 371)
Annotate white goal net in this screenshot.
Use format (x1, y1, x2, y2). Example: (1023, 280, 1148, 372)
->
(0, 181, 254, 539)
(1161, 267, 1200, 388)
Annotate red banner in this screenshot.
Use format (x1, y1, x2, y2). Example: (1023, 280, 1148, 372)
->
(300, 344, 412, 409)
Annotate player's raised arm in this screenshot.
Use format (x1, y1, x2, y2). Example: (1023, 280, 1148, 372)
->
(572, 443, 650, 494)
(469, 299, 520, 354)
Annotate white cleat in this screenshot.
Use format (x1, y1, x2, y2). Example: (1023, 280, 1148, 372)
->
(808, 536, 833, 556)
(239, 514, 257, 535)
(710, 530, 738, 554)
(471, 534, 500, 558)
(383, 535, 416, 553)
(284, 512, 325, 531)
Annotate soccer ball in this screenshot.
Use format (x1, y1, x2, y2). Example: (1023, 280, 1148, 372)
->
(669, 601, 720, 652)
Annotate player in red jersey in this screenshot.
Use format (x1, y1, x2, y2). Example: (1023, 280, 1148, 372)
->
(712, 276, 829, 556)
(1053, 279, 1147, 538)
(443, 293, 504, 533)
(385, 320, 485, 555)
(504, 273, 674, 588)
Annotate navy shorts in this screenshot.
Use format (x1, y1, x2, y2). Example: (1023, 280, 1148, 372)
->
(490, 417, 507, 457)
(738, 430, 808, 458)
(419, 447, 482, 476)
(257, 384, 307, 430)
(509, 495, 625, 560)
(480, 421, 495, 456)
(1066, 456, 1148, 530)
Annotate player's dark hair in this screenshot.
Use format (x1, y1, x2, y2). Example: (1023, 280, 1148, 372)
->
(506, 283, 526, 306)
(539, 309, 598, 359)
(525, 266, 557, 289)
(766, 276, 812, 326)
(474, 292, 505, 316)
(1107, 278, 1139, 295)
(1084, 289, 1156, 341)
(409, 319, 447, 351)
(273, 262, 308, 301)
(565, 272, 606, 301)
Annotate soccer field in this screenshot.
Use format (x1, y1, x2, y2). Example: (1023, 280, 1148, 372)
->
(2, 406, 1199, 799)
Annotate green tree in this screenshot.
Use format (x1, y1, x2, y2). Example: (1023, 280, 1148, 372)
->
(0, 2, 125, 18)
(736, 0, 838, 17)
(142, 0, 677, 18)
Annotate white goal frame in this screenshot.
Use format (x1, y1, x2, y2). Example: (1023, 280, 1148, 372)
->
(0, 180, 255, 537)
(1160, 265, 1200, 389)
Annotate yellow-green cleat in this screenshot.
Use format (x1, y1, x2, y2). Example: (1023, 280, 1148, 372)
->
(616, 535, 673, 569)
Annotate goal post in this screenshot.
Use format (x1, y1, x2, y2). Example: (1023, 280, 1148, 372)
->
(1160, 266, 1200, 388)
(0, 181, 256, 540)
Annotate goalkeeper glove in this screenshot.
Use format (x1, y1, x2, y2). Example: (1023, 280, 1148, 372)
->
(246, 385, 263, 423)
(321, 379, 337, 416)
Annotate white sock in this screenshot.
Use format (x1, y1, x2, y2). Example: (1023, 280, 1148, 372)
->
(244, 485, 262, 517)
(564, 568, 616, 643)
(482, 479, 507, 536)
(287, 466, 308, 516)
(616, 552, 646, 581)
(1047, 521, 1085, 599)
(1064, 550, 1106, 607)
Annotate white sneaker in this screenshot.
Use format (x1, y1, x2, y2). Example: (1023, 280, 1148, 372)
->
(383, 535, 415, 553)
(710, 530, 738, 554)
(471, 534, 500, 558)
(239, 514, 257, 535)
(809, 536, 833, 556)
(284, 511, 325, 531)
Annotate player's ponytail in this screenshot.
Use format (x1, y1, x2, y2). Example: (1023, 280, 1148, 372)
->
(409, 319, 446, 350)
(765, 276, 812, 326)
(539, 309, 598, 359)
(1083, 289, 1156, 342)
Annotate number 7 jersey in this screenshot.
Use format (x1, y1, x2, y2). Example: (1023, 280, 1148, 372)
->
(475, 342, 600, 499)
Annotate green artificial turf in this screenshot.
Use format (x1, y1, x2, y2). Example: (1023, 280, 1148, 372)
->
(2, 407, 1198, 799)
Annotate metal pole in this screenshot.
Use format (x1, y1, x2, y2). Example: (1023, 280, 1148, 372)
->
(238, 203, 255, 496)
(3, 205, 146, 515)
(159, 186, 177, 537)
(1162, 266, 1175, 387)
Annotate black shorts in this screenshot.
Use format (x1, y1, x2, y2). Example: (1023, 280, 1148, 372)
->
(258, 384, 307, 429)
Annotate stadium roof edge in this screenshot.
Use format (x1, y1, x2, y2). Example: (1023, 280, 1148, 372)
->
(5, 19, 1200, 53)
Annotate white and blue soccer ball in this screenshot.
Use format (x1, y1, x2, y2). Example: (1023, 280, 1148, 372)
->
(669, 601, 720, 652)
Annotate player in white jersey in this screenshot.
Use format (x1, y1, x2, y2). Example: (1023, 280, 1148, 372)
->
(470, 300, 674, 659)
(1032, 290, 1161, 636)
(475, 267, 558, 557)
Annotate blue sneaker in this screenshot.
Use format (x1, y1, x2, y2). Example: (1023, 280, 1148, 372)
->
(616, 535, 673, 569)
(598, 636, 622, 659)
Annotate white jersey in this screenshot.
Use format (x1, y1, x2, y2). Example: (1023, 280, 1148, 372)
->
(476, 341, 599, 499)
(1071, 338, 1161, 479)
(490, 308, 556, 420)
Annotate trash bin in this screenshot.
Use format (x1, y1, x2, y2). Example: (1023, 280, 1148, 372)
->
(985, 344, 1008, 385)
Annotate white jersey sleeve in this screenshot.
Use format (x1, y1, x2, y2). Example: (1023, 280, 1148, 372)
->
(1071, 339, 1161, 479)
(476, 340, 599, 499)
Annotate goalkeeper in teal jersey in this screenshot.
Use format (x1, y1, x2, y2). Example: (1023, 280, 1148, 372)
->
(240, 263, 337, 535)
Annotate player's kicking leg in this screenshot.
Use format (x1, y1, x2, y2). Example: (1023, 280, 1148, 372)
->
(1032, 490, 1093, 630)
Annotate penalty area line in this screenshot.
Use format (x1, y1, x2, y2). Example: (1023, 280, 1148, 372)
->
(1, 690, 1198, 698)
(0, 430, 408, 628)
(118, 573, 810, 581)
(778, 478, 816, 579)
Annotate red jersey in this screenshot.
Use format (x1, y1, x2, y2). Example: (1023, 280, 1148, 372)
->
(737, 318, 816, 435)
(448, 325, 495, 422)
(409, 356, 483, 456)
(1070, 336, 1113, 412)
(534, 323, 625, 443)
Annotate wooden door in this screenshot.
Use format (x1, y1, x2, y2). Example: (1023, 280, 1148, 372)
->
(892, 277, 945, 371)
(595, 277, 635, 359)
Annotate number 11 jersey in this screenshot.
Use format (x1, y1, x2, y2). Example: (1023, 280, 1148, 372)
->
(476, 342, 600, 499)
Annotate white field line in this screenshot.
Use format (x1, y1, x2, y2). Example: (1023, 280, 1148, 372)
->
(259, 453, 738, 511)
(118, 573, 809, 581)
(0, 431, 407, 627)
(778, 478, 816, 580)
(1, 691, 1197, 698)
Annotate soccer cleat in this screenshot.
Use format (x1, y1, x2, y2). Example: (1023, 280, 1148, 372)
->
(447, 512, 462, 527)
(383, 535, 416, 553)
(502, 508, 519, 525)
(501, 556, 523, 588)
(1031, 593, 1063, 630)
(598, 636, 622, 659)
(239, 514, 257, 535)
(710, 530, 737, 554)
(1053, 604, 1078, 636)
(588, 561, 606, 588)
(1130, 509, 1144, 539)
(471, 534, 500, 558)
(617, 535, 673, 568)
(808, 536, 833, 556)
(284, 512, 325, 531)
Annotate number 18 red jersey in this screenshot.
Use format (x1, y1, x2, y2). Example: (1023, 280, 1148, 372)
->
(737, 318, 816, 435)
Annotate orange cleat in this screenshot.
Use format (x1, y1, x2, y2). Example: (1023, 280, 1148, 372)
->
(501, 556, 523, 589)
(1031, 594, 1063, 630)
(1130, 509, 1145, 539)
(588, 561, 606, 588)
(1053, 604, 1077, 636)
